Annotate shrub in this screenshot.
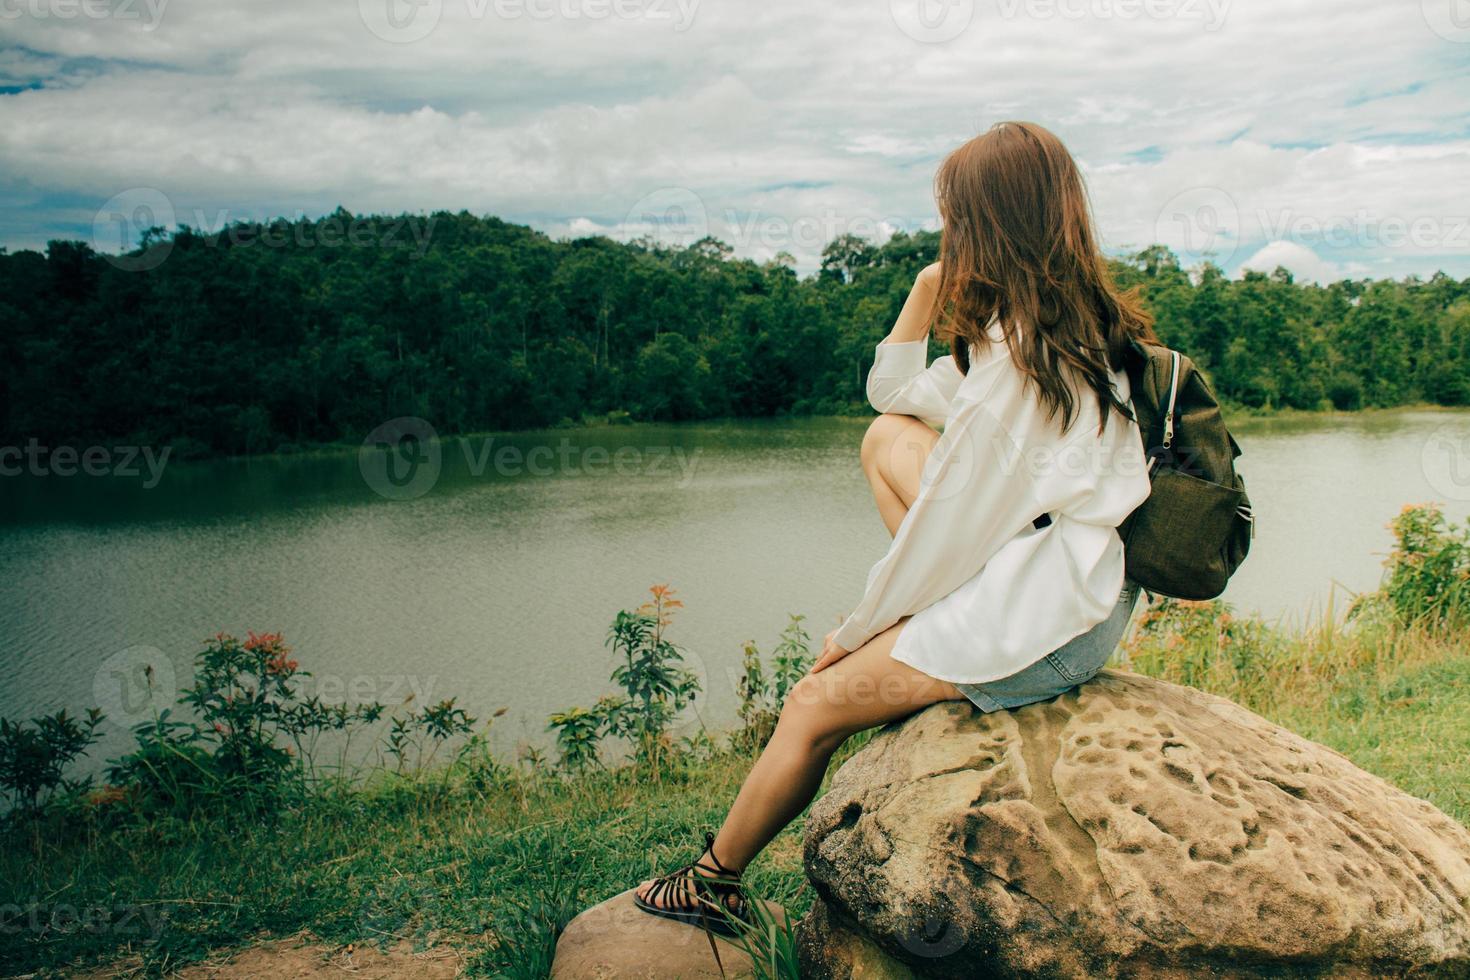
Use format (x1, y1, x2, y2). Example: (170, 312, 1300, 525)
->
(106, 631, 386, 813)
(547, 584, 702, 773)
(1350, 504, 1470, 630)
(733, 614, 812, 753)
(599, 584, 702, 770)
(0, 709, 103, 814)
(1326, 372, 1364, 411)
(1123, 598, 1278, 697)
(384, 699, 480, 774)
(546, 706, 604, 773)
(104, 708, 216, 811)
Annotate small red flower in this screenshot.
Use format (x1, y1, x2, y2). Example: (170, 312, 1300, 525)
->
(244, 630, 286, 653)
(265, 652, 299, 677)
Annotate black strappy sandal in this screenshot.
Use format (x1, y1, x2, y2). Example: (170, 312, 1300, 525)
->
(633, 831, 750, 937)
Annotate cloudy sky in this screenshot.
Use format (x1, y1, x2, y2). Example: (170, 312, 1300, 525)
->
(1, 0, 1467, 280)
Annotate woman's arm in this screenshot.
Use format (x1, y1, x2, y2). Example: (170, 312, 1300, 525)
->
(864, 264, 962, 427)
(884, 262, 942, 344)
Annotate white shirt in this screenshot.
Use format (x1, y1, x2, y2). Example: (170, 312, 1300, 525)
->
(831, 326, 1151, 684)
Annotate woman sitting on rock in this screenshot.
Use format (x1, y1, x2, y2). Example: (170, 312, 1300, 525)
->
(634, 120, 1158, 933)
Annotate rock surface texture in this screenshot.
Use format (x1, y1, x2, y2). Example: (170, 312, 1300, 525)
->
(551, 887, 786, 979)
(798, 669, 1470, 978)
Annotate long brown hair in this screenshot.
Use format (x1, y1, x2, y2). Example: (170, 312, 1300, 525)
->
(929, 121, 1157, 433)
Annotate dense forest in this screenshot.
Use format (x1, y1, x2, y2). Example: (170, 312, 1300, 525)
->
(2, 211, 1468, 458)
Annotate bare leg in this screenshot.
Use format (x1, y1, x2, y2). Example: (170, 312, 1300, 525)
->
(636, 413, 958, 909)
(707, 619, 962, 873)
(634, 619, 964, 909)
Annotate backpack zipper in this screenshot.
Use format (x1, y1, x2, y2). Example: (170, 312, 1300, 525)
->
(1161, 350, 1182, 451)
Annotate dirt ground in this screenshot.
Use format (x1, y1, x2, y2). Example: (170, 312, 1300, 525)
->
(69, 935, 466, 979)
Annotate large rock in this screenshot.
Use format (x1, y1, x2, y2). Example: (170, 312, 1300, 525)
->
(552, 887, 787, 979)
(798, 669, 1470, 978)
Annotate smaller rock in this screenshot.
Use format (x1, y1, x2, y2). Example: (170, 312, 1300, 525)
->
(551, 887, 787, 979)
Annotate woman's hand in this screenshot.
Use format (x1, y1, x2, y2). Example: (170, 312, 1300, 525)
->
(811, 629, 851, 673)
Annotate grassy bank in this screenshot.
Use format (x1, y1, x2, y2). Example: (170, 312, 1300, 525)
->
(17, 400, 1460, 472)
(3, 506, 1469, 978)
(0, 722, 837, 976)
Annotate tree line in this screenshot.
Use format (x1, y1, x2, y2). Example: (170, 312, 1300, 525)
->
(1, 211, 1467, 458)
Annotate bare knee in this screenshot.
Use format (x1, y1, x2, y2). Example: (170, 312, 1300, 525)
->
(774, 675, 853, 752)
(861, 413, 917, 469)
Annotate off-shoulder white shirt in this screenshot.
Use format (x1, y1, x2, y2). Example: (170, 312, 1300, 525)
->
(831, 327, 1151, 684)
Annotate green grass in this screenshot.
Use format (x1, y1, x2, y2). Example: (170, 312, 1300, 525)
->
(0, 736, 866, 977)
(1259, 652, 1470, 822)
(3, 623, 1468, 977)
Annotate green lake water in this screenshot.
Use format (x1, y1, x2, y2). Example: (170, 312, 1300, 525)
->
(3, 410, 1469, 764)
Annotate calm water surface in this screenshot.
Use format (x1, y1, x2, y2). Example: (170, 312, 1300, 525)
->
(4, 411, 1469, 764)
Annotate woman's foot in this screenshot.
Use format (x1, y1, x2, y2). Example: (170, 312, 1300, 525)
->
(632, 831, 748, 935)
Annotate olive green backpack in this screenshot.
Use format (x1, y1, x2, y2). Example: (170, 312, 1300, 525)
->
(1118, 340, 1254, 600)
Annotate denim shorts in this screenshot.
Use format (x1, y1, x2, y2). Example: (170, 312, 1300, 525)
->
(955, 581, 1140, 713)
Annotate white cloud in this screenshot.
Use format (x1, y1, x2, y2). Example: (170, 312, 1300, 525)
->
(0, 0, 1466, 276)
(1239, 240, 1358, 284)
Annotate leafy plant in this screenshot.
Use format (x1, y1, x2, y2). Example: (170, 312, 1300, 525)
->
(547, 584, 702, 773)
(603, 585, 702, 770)
(384, 698, 477, 773)
(517, 743, 550, 773)
(679, 728, 719, 763)
(1122, 598, 1277, 696)
(104, 708, 216, 811)
(733, 615, 812, 753)
(381, 699, 505, 800)
(0, 708, 103, 814)
(546, 705, 604, 773)
(186, 633, 356, 784)
(1350, 504, 1470, 630)
(106, 631, 385, 812)
(721, 887, 804, 980)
